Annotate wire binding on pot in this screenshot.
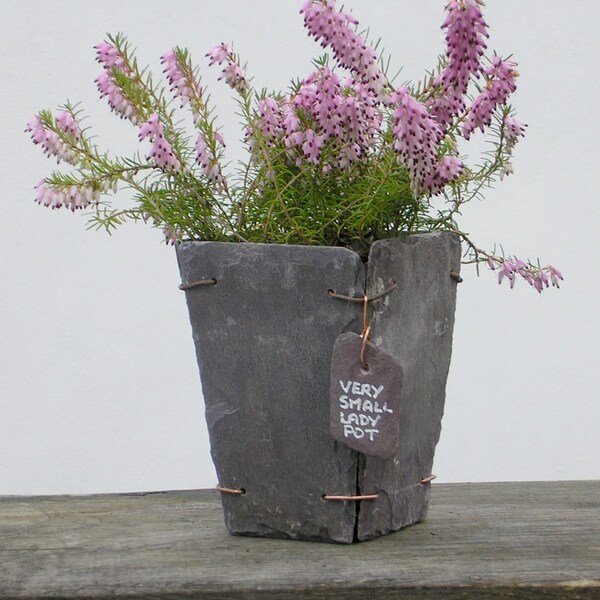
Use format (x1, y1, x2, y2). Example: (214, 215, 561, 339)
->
(322, 493, 379, 501)
(216, 485, 245, 495)
(179, 277, 218, 290)
(327, 281, 398, 303)
(330, 284, 397, 369)
(420, 475, 437, 484)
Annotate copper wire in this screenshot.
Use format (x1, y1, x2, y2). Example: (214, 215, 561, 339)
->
(215, 485, 245, 495)
(179, 278, 217, 291)
(323, 494, 379, 501)
(420, 475, 437, 484)
(327, 282, 398, 304)
(360, 325, 371, 371)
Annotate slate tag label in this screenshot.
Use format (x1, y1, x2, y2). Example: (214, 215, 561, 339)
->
(329, 332, 404, 459)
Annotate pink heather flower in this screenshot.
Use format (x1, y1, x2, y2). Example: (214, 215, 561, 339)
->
(34, 179, 100, 211)
(94, 42, 131, 73)
(391, 87, 456, 196)
(423, 155, 464, 195)
(195, 132, 225, 188)
(214, 131, 226, 147)
(463, 56, 519, 139)
(265, 67, 381, 170)
(252, 97, 286, 148)
(497, 258, 518, 288)
(138, 114, 181, 171)
(429, 0, 488, 127)
(282, 110, 300, 137)
(162, 224, 183, 245)
(498, 116, 527, 179)
(96, 70, 140, 124)
(25, 114, 79, 165)
(313, 68, 343, 141)
(55, 111, 80, 138)
(206, 43, 231, 66)
(503, 115, 527, 150)
(329, 78, 382, 165)
(220, 61, 248, 94)
(94, 41, 139, 123)
(161, 49, 203, 110)
(300, 1, 387, 96)
(549, 266, 564, 288)
(301, 128, 324, 164)
(499, 161, 514, 180)
(206, 43, 249, 94)
(492, 256, 564, 293)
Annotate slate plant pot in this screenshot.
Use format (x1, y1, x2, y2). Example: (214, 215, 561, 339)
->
(176, 232, 461, 543)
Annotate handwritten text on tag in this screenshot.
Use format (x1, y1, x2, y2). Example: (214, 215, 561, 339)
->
(329, 332, 403, 459)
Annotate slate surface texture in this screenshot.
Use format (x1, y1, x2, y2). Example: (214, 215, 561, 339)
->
(177, 232, 460, 542)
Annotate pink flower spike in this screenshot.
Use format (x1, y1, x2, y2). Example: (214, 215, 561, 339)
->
(463, 56, 519, 139)
(94, 41, 130, 74)
(26, 116, 46, 144)
(391, 87, 448, 196)
(56, 111, 80, 138)
(215, 131, 226, 147)
(195, 132, 225, 189)
(160, 49, 176, 63)
(162, 224, 182, 245)
(96, 71, 140, 124)
(138, 114, 159, 141)
(219, 61, 248, 94)
(300, 0, 386, 96)
(515, 258, 528, 271)
(301, 129, 323, 164)
(504, 115, 527, 150)
(138, 114, 181, 171)
(427, 0, 488, 128)
(161, 48, 203, 109)
(34, 179, 98, 211)
(26, 114, 79, 165)
(549, 266, 563, 287)
(206, 42, 231, 66)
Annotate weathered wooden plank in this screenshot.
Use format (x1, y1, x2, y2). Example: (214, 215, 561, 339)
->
(0, 482, 599, 599)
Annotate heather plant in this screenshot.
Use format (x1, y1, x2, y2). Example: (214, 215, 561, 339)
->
(26, 0, 562, 292)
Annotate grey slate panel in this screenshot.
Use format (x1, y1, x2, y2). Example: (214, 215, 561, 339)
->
(177, 233, 460, 542)
(358, 232, 461, 540)
(177, 242, 365, 542)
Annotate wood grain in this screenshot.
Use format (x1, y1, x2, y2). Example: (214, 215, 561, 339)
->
(1, 481, 599, 599)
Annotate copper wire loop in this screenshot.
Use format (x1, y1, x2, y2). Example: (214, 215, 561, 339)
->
(179, 278, 217, 291)
(362, 294, 369, 328)
(323, 494, 379, 501)
(330, 284, 398, 369)
(215, 485, 245, 495)
(450, 271, 463, 283)
(360, 325, 371, 371)
(420, 475, 437, 484)
(328, 282, 398, 304)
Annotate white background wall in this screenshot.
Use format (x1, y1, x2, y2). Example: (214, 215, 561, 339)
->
(1, 1, 598, 495)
